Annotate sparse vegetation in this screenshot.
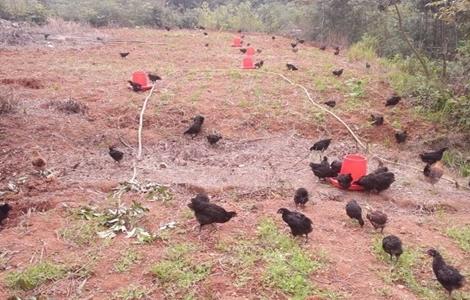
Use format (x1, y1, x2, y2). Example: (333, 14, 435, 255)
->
(5, 262, 67, 291)
(59, 218, 104, 246)
(446, 226, 470, 253)
(372, 236, 443, 300)
(114, 249, 142, 273)
(150, 243, 212, 297)
(218, 219, 338, 299)
(48, 99, 88, 115)
(113, 284, 149, 300)
(0, 89, 18, 114)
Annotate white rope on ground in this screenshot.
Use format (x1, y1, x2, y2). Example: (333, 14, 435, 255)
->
(261, 70, 368, 150)
(129, 83, 158, 183)
(260, 71, 459, 186)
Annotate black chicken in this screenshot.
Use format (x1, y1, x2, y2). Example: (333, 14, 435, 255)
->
(188, 194, 236, 232)
(330, 160, 342, 174)
(286, 63, 298, 71)
(382, 235, 403, 261)
(310, 138, 331, 152)
(257, 49, 262, 54)
(334, 49, 340, 55)
(420, 147, 448, 164)
(319, 45, 326, 50)
(0, 203, 12, 225)
(120, 52, 130, 58)
(385, 95, 401, 106)
(128, 81, 142, 92)
(277, 208, 313, 242)
(372, 165, 389, 174)
(337, 173, 353, 189)
(294, 188, 309, 208)
(205, 43, 209, 47)
(366, 62, 371, 69)
(324, 100, 336, 108)
(355, 171, 395, 193)
(196, 25, 206, 30)
(109, 146, 124, 163)
(164, 26, 171, 31)
(395, 130, 408, 143)
(309, 161, 338, 181)
(370, 114, 384, 126)
(184, 115, 205, 138)
(297, 39, 305, 44)
(424, 162, 444, 186)
(272, 36, 276, 40)
(44, 33, 50, 40)
(207, 133, 222, 145)
(346, 200, 364, 227)
(427, 248, 465, 297)
(366, 210, 387, 232)
(291, 42, 298, 48)
(148, 73, 162, 82)
(332, 69, 343, 77)
(240, 48, 247, 54)
(203, 32, 208, 36)
(254, 60, 264, 69)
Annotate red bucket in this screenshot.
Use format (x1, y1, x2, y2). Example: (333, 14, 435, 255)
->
(329, 154, 367, 191)
(130, 71, 152, 91)
(242, 56, 254, 69)
(246, 47, 255, 56)
(232, 37, 242, 47)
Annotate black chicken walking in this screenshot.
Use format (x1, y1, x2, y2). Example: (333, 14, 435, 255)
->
(277, 208, 313, 242)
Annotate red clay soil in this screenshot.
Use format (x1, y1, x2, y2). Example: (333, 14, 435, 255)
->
(0, 27, 468, 300)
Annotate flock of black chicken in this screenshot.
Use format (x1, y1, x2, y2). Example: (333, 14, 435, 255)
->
(4, 29, 462, 297)
(109, 32, 466, 297)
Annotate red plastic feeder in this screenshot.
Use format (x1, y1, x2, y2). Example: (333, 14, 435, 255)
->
(329, 154, 367, 191)
(130, 71, 152, 91)
(242, 56, 254, 69)
(246, 47, 255, 56)
(232, 37, 242, 47)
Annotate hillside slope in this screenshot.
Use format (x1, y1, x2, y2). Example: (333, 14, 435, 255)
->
(0, 28, 468, 300)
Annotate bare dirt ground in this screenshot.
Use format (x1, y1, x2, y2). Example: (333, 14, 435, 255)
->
(0, 26, 469, 300)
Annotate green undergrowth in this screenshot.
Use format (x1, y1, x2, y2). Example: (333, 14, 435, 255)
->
(446, 225, 470, 253)
(5, 261, 67, 291)
(219, 218, 341, 299)
(371, 236, 467, 300)
(150, 243, 212, 298)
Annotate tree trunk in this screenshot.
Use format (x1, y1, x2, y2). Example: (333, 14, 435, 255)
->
(393, 4, 430, 79)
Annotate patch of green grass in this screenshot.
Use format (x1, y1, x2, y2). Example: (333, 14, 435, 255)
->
(113, 284, 149, 300)
(150, 243, 211, 297)
(114, 249, 142, 273)
(372, 236, 442, 300)
(446, 225, 470, 253)
(257, 218, 323, 298)
(59, 219, 104, 246)
(347, 34, 378, 62)
(215, 219, 339, 299)
(5, 261, 67, 290)
(228, 69, 242, 79)
(313, 77, 328, 92)
(308, 108, 326, 123)
(442, 150, 470, 177)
